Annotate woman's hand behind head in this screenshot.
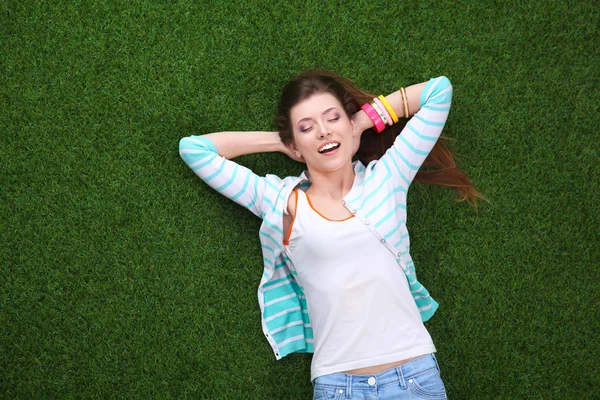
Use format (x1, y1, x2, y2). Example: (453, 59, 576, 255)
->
(351, 110, 372, 156)
(280, 139, 306, 163)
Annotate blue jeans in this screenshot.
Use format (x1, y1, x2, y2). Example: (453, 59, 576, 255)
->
(312, 353, 447, 400)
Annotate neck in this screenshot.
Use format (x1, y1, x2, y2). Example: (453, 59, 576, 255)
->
(306, 162, 355, 200)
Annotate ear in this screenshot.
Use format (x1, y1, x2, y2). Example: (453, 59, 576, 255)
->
(287, 142, 303, 159)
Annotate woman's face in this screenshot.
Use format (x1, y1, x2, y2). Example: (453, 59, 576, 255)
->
(288, 92, 357, 173)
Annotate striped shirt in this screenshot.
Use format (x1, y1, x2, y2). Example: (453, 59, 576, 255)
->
(179, 76, 453, 360)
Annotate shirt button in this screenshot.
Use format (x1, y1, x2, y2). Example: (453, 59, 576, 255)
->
(368, 376, 376, 386)
(338, 390, 343, 394)
(365, 220, 370, 225)
(380, 239, 386, 243)
(342, 200, 346, 205)
(351, 209, 357, 214)
(398, 252, 402, 257)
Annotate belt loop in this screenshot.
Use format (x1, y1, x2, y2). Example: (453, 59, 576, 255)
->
(395, 366, 406, 389)
(345, 374, 352, 398)
(431, 353, 440, 371)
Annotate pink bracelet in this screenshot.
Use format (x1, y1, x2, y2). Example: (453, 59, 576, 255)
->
(361, 103, 386, 133)
(373, 98, 392, 127)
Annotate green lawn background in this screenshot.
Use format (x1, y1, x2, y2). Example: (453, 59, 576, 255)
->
(1, 0, 598, 398)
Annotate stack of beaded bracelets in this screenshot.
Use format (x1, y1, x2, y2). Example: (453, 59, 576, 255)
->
(360, 89, 409, 134)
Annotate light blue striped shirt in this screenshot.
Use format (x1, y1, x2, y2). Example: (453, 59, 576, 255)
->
(179, 76, 453, 360)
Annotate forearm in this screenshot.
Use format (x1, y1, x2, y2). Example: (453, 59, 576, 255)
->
(373, 76, 453, 185)
(353, 81, 429, 131)
(202, 131, 284, 159)
(387, 81, 428, 119)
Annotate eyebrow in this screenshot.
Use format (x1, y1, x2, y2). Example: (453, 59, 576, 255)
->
(297, 107, 338, 125)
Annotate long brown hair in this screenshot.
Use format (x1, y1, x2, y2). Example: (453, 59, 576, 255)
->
(276, 70, 485, 208)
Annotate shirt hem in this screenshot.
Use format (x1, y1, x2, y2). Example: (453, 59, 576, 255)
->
(310, 343, 437, 382)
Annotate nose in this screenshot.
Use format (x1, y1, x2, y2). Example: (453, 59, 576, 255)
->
(317, 124, 332, 139)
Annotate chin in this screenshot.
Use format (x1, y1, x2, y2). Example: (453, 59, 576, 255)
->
(308, 155, 353, 173)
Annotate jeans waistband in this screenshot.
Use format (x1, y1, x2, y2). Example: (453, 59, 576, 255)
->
(312, 353, 440, 395)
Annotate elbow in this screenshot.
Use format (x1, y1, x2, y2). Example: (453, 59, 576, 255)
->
(179, 136, 189, 153)
(179, 135, 219, 162)
(439, 75, 452, 88)
(437, 76, 453, 97)
(428, 76, 453, 105)
(179, 136, 192, 160)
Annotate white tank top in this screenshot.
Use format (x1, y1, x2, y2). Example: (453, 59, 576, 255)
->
(285, 189, 436, 382)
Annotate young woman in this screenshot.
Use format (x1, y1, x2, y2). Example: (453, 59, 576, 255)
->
(179, 71, 481, 399)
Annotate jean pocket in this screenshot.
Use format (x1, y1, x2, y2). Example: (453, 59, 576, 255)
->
(407, 368, 447, 399)
(313, 387, 345, 400)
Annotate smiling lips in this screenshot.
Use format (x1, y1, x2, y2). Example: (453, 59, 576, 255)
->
(318, 141, 341, 154)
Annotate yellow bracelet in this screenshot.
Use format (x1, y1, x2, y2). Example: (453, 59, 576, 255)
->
(400, 87, 410, 118)
(378, 95, 399, 124)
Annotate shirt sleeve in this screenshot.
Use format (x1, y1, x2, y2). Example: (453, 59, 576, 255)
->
(179, 135, 283, 218)
(380, 76, 453, 188)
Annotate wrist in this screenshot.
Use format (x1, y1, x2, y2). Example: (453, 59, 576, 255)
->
(354, 110, 373, 132)
(272, 131, 287, 153)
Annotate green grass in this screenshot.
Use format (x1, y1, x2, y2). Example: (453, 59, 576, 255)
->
(1, 0, 598, 398)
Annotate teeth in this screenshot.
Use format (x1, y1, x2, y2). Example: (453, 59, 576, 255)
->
(319, 143, 339, 153)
